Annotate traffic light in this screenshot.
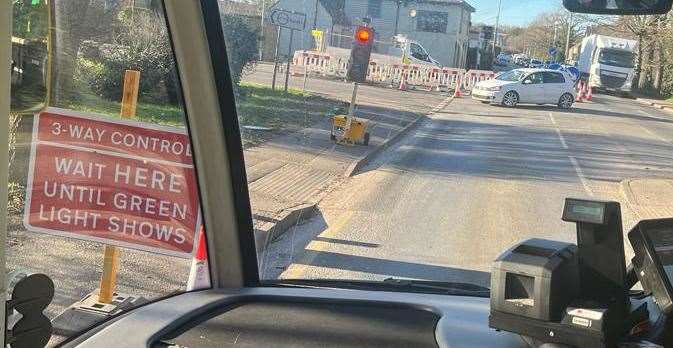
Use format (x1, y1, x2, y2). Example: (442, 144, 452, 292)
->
(347, 26, 375, 83)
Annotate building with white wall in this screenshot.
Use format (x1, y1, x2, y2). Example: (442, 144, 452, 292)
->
(272, 0, 474, 68)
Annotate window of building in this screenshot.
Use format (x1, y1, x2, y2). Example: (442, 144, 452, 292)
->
(416, 10, 448, 33)
(367, 0, 382, 18)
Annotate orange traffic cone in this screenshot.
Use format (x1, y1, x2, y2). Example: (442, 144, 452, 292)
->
(453, 76, 463, 98)
(398, 73, 408, 91)
(585, 82, 593, 101)
(186, 227, 210, 291)
(576, 80, 585, 102)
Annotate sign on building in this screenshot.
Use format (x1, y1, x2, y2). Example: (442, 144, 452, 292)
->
(24, 108, 201, 258)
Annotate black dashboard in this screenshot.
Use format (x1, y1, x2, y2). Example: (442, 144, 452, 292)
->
(62, 287, 527, 348)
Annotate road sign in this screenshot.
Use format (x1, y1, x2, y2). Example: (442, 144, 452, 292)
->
(269, 8, 306, 31)
(548, 47, 558, 57)
(24, 108, 201, 258)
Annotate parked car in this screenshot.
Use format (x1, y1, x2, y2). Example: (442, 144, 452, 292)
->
(528, 59, 543, 68)
(513, 55, 528, 66)
(471, 68, 577, 109)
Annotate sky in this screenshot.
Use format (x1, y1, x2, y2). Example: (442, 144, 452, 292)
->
(469, 0, 565, 27)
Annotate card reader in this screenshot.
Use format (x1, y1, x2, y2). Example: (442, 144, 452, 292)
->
(490, 199, 629, 347)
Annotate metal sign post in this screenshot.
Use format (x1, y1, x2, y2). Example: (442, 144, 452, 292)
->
(268, 8, 305, 93)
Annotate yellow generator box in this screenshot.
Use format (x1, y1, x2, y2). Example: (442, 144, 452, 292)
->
(331, 115, 370, 145)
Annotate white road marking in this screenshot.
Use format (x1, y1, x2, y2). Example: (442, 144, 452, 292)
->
(555, 129, 568, 149)
(569, 156, 594, 196)
(549, 112, 592, 196)
(549, 112, 557, 125)
(549, 113, 568, 149)
(638, 124, 671, 145)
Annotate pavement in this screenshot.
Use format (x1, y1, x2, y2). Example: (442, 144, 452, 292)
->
(635, 96, 673, 115)
(261, 92, 673, 287)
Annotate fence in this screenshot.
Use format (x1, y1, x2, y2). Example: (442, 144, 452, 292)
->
(283, 50, 495, 92)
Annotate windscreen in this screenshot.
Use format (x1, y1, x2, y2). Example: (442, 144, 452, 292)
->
(496, 70, 526, 81)
(7, 1, 673, 345)
(8, 1, 202, 345)
(226, 1, 673, 290)
(598, 48, 635, 68)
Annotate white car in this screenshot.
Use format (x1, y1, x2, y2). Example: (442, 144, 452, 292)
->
(528, 59, 543, 68)
(471, 68, 577, 109)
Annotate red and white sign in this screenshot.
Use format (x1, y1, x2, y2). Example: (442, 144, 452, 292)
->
(24, 108, 201, 258)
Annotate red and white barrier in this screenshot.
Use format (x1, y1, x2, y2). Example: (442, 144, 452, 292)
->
(286, 50, 494, 92)
(440, 68, 466, 90)
(463, 70, 496, 92)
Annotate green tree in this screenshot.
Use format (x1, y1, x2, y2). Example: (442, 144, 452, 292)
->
(220, 14, 259, 85)
(12, 0, 48, 39)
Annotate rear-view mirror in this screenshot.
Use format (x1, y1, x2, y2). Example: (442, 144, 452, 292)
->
(563, 0, 673, 15)
(11, 0, 50, 114)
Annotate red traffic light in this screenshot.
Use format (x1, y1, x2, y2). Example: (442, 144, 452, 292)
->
(355, 27, 372, 43)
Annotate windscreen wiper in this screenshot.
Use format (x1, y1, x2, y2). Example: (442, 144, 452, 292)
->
(265, 278, 490, 298)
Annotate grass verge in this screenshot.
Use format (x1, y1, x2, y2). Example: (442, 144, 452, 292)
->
(237, 82, 346, 146)
(65, 81, 346, 147)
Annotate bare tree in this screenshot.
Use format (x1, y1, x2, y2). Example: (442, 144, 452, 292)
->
(503, 9, 591, 61)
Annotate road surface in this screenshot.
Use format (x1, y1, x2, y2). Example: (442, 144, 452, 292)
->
(261, 92, 673, 288)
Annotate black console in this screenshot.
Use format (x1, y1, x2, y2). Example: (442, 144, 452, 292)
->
(628, 218, 673, 315)
(490, 199, 631, 347)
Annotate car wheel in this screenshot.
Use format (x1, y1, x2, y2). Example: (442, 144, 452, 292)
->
(558, 93, 574, 109)
(502, 91, 519, 107)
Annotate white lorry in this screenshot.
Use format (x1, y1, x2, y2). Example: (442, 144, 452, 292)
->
(576, 34, 637, 94)
(325, 35, 440, 67)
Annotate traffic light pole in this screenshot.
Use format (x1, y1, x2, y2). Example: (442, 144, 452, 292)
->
(348, 82, 359, 116)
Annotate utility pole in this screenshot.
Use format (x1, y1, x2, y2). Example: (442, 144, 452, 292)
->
(492, 0, 502, 56)
(565, 12, 574, 62)
(313, 0, 319, 28)
(393, 0, 401, 36)
(258, 0, 266, 60)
